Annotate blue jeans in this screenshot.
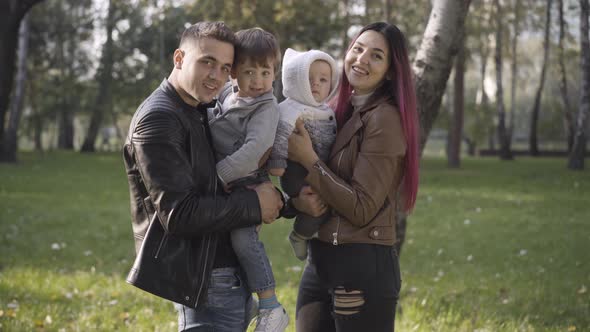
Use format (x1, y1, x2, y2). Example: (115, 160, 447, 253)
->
(230, 225, 275, 292)
(174, 267, 255, 332)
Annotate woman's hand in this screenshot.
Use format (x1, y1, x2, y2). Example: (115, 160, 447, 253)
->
(288, 119, 319, 169)
(292, 185, 327, 217)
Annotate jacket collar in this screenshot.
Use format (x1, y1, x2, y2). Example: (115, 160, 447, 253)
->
(159, 79, 216, 114)
(329, 94, 394, 159)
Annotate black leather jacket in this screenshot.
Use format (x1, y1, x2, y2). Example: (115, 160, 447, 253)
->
(123, 80, 261, 308)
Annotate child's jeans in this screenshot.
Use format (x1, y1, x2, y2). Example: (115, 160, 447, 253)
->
(231, 225, 276, 293)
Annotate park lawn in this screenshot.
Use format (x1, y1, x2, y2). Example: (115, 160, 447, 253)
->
(0, 151, 588, 331)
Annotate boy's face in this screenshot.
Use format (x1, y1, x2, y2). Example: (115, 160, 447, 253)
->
(232, 58, 275, 98)
(309, 60, 332, 103)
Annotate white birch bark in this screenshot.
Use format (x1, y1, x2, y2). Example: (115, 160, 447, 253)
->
(1, 13, 29, 162)
(413, 0, 472, 154)
(567, 0, 590, 169)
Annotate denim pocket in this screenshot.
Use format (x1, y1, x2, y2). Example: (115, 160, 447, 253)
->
(207, 270, 246, 309)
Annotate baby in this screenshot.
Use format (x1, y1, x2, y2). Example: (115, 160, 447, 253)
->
(268, 48, 339, 260)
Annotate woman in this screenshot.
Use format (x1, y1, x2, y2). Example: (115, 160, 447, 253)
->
(287, 22, 419, 331)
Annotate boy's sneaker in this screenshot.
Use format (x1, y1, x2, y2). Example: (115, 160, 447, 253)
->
(254, 305, 289, 332)
(289, 231, 308, 261)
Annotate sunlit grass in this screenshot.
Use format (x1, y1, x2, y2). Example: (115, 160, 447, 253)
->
(1, 152, 589, 331)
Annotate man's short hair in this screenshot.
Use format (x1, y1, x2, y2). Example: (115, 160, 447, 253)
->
(234, 28, 281, 73)
(179, 21, 236, 49)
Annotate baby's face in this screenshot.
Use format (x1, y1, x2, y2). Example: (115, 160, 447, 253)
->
(232, 58, 275, 98)
(309, 60, 332, 103)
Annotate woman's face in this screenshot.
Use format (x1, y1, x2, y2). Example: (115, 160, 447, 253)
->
(344, 30, 390, 95)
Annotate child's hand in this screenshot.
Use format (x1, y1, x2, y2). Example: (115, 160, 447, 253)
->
(269, 168, 285, 177)
(223, 183, 232, 193)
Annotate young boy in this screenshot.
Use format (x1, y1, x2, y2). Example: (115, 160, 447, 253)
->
(268, 48, 339, 260)
(207, 28, 289, 332)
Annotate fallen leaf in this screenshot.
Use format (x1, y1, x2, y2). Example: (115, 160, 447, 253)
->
(119, 312, 130, 321)
(568, 326, 577, 332)
(578, 285, 587, 295)
(45, 315, 52, 324)
(0, 310, 3, 317)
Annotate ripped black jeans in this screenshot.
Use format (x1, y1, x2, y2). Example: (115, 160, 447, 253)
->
(295, 240, 401, 332)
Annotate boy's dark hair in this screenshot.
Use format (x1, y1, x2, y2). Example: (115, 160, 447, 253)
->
(234, 28, 281, 73)
(179, 21, 236, 48)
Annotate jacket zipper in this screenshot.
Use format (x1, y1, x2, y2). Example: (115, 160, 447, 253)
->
(194, 236, 211, 306)
(318, 150, 352, 245)
(154, 233, 167, 259)
(193, 114, 215, 307)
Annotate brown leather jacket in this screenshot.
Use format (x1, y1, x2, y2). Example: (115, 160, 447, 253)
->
(305, 95, 406, 246)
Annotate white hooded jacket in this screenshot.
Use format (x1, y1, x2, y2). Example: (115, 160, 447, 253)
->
(268, 48, 339, 169)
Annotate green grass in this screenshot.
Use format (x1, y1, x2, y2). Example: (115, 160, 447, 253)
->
(1, 152, 589, 331)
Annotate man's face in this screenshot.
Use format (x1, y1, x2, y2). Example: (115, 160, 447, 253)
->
(232, 58, 275, 98)
(175, 37, 234, 105)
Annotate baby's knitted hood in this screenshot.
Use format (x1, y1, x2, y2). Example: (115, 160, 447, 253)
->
(281, 48, 339, 107)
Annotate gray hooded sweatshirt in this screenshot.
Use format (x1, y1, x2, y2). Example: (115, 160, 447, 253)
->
(268, 48, 339, 169)
(208, 82, 279, 185)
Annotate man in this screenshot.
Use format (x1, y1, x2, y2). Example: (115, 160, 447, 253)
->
(123, 22, 286, 331)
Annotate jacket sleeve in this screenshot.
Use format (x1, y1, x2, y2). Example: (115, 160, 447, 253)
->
(304, 106, 406, 227)
(216, 101, 279, 184)
(131, 109, 261, 237)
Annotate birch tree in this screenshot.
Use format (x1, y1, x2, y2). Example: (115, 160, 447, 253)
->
(0, 14, 30, 162)
(509, 0, 521, 147)
(80, 0, 114, 152)
(495, 0, 514, 160)
(448, 41, 466, 168)
(567, 0, 590, 169)
(558, 0, 575, 151)
(413, 0, 473, 153)
(395, 0, 472, 255)
(0, 0, 44, 157)
(529, 0, 553, 156)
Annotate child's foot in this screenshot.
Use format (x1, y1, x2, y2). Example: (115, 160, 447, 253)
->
(289, 231, 308, 261)
(254, 305, 289, 332)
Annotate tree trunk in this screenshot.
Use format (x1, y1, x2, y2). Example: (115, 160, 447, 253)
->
(0, 0, 44, 152)
(58, 109, 74, 149)
(1, 13, 29, 162)
(448, 42, 466, 168)
(413, 0, 472, 154)
(529, 0, 553, 156)
(477, 36, 495, 152)
(509, 0, 520, 147)
(395, 0, 472, 256)
(341, 0, 350, 51)
(495, 0, 513, 160)
(567, 0, 590, 170)
(383, 0, 392, 22)
(463, 136, 476, 156)
(81, 0, 114, 153)
(558, 0, 575, 152)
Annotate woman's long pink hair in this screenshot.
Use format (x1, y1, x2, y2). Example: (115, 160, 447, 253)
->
(331, 22, 419, 213)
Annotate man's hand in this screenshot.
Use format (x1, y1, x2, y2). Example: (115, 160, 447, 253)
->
(293, 185, 327, 217)
(254, 182, 283, 224)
